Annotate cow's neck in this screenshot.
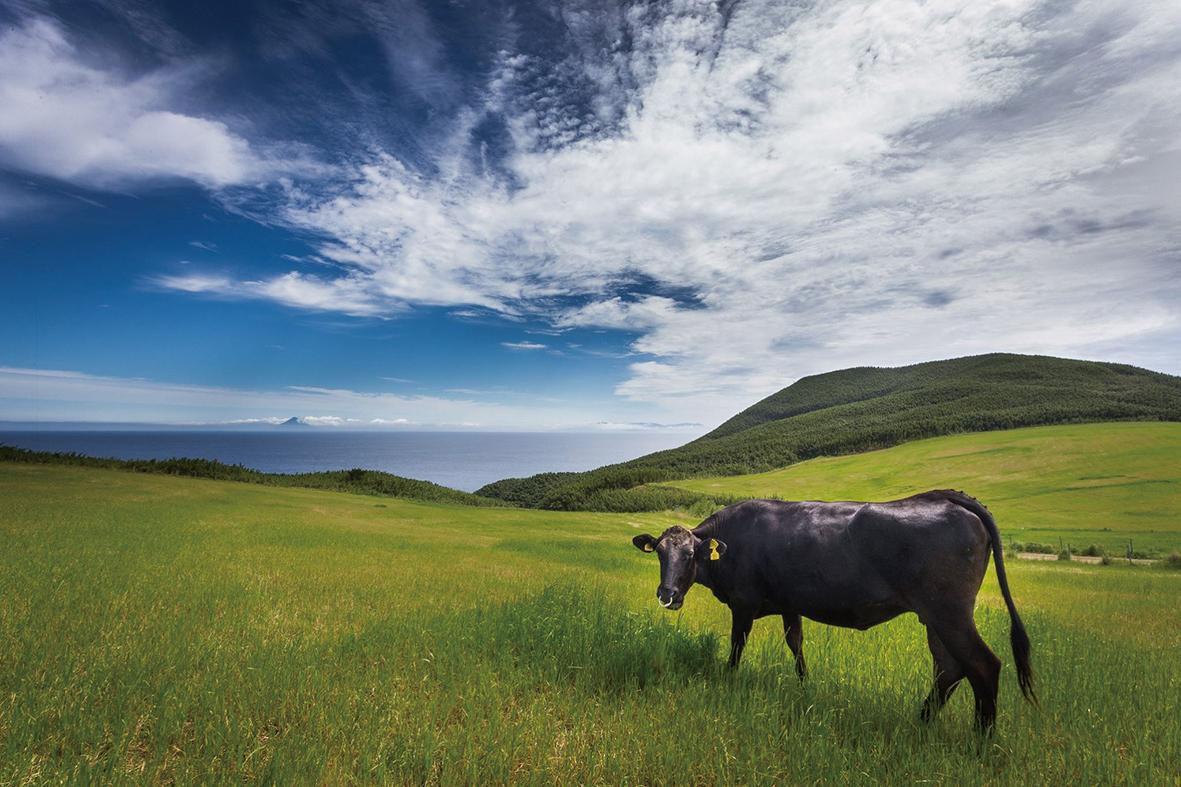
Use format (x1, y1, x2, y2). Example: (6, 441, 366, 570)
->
(691, 522, 718, 589)
(694, 562, 715, 590)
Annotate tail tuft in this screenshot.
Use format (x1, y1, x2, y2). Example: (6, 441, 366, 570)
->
(1011, 613, 1037, 705)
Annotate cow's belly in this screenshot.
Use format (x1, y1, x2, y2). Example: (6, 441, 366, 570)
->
(801, 602, 908, 630)
(761, 554, 907, 629)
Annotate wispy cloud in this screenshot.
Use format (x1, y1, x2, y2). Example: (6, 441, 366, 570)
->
(150, 272, 391, 317)
(500, 341, 546, 351)
(0, 178, 46, 217)
(141, 0, 1179, 423)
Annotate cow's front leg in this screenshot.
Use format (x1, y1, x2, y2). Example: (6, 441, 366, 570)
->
(728, 608, 755, 669)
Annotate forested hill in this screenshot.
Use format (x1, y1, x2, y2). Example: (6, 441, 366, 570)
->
(705, 353, 1181, 438)
(476, 354, 1181, 511)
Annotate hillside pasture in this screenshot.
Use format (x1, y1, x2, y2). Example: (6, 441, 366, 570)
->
(2, 462, 1179, 784)
(659, 422, 1181, 556)
(477, 354, 1181, 511)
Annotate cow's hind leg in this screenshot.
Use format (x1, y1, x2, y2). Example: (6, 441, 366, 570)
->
(928, 609, 1002, 733)
(728, 608, 754, 669)
(920, 627, 963, 722)
(783, 614, 807, 679)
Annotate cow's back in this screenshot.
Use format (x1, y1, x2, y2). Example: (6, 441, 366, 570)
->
(694, 495, 989, 624)
(696, 500, 874, 614)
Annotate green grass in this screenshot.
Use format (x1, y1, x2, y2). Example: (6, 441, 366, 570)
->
(0, 443, 503, 507)
(658, 422, 1181, 556)
(477, 354, 1181, 511)
(2, 463, 1180, 783)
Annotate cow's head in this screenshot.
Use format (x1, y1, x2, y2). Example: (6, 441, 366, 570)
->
(632, 525, 727, 610)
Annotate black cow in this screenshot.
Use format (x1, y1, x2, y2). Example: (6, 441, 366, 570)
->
(632, 490, 1035, 732)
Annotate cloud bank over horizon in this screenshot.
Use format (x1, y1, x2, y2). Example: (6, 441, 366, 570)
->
(2, 0, 1179, 427)
(0, 365, 704, 431)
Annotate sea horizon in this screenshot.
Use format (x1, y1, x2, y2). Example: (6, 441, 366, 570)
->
(0, 429, 699, 492)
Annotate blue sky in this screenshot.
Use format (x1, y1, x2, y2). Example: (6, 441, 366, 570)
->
(1, 0, 1179, 430)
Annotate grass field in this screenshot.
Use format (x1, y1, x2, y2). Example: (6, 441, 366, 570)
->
(661, 422, 1181, 556)
(2, 457, 1180, 784)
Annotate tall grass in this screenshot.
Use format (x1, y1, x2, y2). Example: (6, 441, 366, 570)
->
(2, 464, 1179, 783)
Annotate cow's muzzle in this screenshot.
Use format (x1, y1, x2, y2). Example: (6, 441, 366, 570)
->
(657, 587, 683, 611)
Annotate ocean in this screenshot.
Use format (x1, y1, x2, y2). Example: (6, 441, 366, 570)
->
(0, 430, 697, 492)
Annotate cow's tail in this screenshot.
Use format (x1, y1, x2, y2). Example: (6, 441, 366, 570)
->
(940, 490, 1037, 705)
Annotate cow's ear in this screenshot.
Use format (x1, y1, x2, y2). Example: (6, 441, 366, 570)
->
(697, 537, 727, 561)
(633, 534, 658, 553)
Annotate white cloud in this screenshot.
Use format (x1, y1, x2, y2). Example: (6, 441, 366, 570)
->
(594, 421, 703, 432)
(151, 272, 390, 317)
(0, 18, 302, 189)
(556, 297, 682, 332)
(44, 1, 1179, 425)
(152, 273, 233, 294)
(0, 366, 596, 428)
(299, 416, 361, 427)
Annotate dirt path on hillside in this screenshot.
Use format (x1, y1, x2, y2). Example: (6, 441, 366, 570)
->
(1017, 551, 1158, 566)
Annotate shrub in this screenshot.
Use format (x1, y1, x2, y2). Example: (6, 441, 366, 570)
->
(1164, 551, 1181, 570)
(1100, 554, 1113, 566)
(1058, 548, 1072, 561)
(1080, 543, 1105, 557)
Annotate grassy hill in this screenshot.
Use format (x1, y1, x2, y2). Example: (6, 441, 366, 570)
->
(0, 444, 503, 508)
(2, 462, 1179, 783)
(477, 354, 1181, 511)
(658, 421, 1181, 556)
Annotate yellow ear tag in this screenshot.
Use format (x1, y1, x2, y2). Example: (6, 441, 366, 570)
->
(709, 539, 721, 561)
(643, 542, 654, 552)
